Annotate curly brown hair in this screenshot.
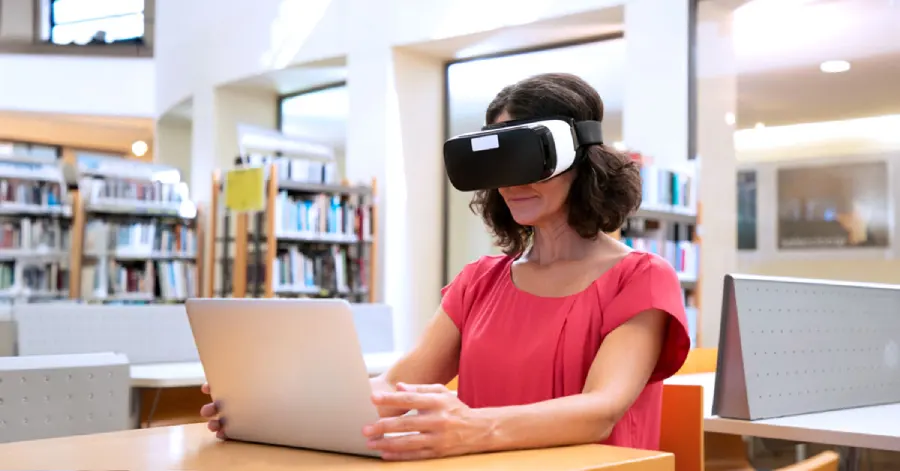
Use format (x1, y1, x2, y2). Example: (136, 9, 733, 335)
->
(470, 73, 643, 256)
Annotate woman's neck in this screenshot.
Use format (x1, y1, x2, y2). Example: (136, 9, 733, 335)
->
(525, 218, 600, 265)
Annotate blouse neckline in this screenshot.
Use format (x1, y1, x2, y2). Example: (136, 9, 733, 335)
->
(505, 250, 640, 300)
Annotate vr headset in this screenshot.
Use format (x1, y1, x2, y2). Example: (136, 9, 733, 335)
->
(443, 117, 604, 191)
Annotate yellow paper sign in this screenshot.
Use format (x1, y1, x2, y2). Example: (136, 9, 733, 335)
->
(224, 167, 265, 213)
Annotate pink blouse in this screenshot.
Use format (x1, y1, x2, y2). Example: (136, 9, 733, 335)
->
(441, 251, 690, 450)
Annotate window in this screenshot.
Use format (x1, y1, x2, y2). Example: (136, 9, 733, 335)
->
(48, 0, 145, 46)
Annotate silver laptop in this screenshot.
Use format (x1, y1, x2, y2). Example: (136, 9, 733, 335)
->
(185, 298, 381, 457)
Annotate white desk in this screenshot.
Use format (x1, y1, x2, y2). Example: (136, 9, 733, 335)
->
(665, 373, 900, 452)
(130, 351, 404, 388)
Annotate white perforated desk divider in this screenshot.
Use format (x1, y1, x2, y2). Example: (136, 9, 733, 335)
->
(713, 274, 900, 421)
(13, 304, 199, 364)
(13, 302, 396, 366)
(0, 352, 130, 443)
(351, 303, 395, 354)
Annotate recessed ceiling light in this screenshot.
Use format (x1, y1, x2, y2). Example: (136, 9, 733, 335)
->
(820, 60, 850, 73)
(755, 122, 766, 129)
(131, 140, 149, 157)
(725, 112, 736, 126)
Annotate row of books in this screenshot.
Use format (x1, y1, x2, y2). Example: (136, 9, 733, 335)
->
(620, 236, 699, 279)
(640, 165, 693, 211)
(0, 262, 69, 293)
(0, 219, 70, 251)
(272, 246, 367, 295)
(269, 157, 339, 185)
(0, 263, 12, 290)
(80, 260, 196, 301)
(83, 221, 196, 256)
(273, 191, 373, 240)
(80, 177, 188, 205)
(0, 179, 65, 207)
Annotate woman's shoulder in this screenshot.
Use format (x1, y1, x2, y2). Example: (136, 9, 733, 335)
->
(458, 254, 513, 284)
(605, 250, 680, 286)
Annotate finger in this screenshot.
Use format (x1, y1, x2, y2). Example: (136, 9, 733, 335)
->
(207, 419, 221, 432)
(216, 429, 227, 440)
(368, 431, 434, 453)
(371, 392, 443, 411)
(381, 449, 438, 461)
(363, 415, 442, 437)
(200, 402, 218, 418)
(397, 383, 449, 394)
(201, 383, 211, 395)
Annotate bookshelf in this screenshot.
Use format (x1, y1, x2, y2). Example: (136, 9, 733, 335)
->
(211, 156, 376, 303)
(72, 155, 200, 304)
(0, 152, 72, 304)
(619, 162, 700, 346)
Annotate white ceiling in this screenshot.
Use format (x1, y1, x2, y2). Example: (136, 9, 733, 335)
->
(262, 0, 900, 148)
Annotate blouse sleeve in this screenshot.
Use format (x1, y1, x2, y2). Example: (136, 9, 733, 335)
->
(602, 254, 691, 382)
(440, 260, 479, 331)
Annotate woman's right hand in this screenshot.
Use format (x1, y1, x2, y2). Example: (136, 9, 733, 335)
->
(200, 383, 225, 439)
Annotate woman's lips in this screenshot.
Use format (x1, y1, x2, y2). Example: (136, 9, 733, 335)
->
(505, 196, 538, 203)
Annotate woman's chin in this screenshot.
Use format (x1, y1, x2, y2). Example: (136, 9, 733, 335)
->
(509, 211, 541, 227)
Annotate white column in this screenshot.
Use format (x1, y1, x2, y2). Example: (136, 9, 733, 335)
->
(186, 85, 277, 294)
(190, 87, 218, 205)
(623, 0, 739, 347)
(696, 4, 739, 348)
(188, 86, 278, 204)
(154, 117, 193, 185)
(622, 0, 691, 169)
(346, 0, 445, 351)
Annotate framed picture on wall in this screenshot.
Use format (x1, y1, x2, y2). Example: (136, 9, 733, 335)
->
(737, 169, 758, 250)
(777, 160, 890, 249)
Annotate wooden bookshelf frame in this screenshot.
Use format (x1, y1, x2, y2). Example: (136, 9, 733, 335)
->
(213, 167, 378, 303)
(204, 171, 221, 298)
(66, 154, 202, 303)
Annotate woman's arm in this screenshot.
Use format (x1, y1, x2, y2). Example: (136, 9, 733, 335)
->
(370, 308, 461, 416)
(475, 308, 668, 451)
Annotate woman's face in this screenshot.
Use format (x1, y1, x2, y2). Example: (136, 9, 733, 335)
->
(493, 111, 575, 226)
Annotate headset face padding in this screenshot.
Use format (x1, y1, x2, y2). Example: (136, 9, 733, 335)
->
(443, 118, 603, 191)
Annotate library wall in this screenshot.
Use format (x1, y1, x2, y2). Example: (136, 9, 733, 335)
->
(735, 120, 900, 284)
(0, 55, 155, 117)
(153, 0, 622, 115)
(155, 118, 193, 186)
(345, 40, 445, 349)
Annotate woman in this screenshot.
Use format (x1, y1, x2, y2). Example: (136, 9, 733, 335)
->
(201, 73, 690, 460)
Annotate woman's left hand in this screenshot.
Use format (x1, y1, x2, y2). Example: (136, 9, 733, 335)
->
(362, 383, 493, 461)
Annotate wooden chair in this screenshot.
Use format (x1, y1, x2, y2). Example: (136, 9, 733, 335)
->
(779, 451, 840, 471)
(446, 376, 458, 391)
(676, 347, 718, 375)
(660, 383, 705, 471)
(671, 348, 841, 471)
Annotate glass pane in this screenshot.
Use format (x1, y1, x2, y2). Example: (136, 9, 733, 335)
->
(51, 13, 144, 45)
(53, 0, 144, 25)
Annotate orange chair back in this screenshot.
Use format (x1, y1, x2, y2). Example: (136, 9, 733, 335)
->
(779, 451, 840, 471)
(676, 348, 718, 375)
(660, 383, 705, 471)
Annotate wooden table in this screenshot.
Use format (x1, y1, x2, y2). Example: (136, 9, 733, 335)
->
(0, 423, 674, 471)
